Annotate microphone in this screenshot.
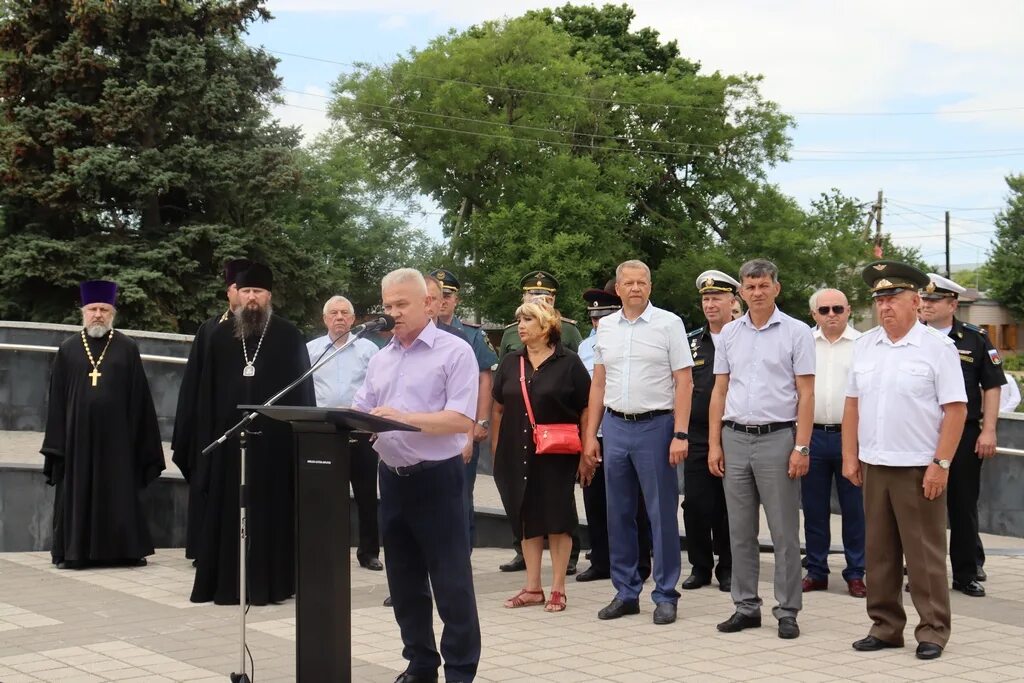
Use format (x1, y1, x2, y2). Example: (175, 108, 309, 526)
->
(352, 314, 396, 334)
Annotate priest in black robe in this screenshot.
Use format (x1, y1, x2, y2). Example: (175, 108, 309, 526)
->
(172, 257, 250, 559)
(41, 280, 165, 569)
(190, 263, 315, 605)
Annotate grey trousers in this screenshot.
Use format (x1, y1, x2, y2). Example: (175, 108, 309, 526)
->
(722, 427, 802, 621)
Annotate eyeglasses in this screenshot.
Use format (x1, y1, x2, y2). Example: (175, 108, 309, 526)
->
(817, 305, 846, 315)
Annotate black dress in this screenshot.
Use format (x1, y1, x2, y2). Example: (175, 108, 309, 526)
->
(492, 344, 590, 539)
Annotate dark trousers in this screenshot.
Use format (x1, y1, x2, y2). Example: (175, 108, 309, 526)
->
(801, 428, 865, 581)
(464, 442, 480, 548)
(603, 413, 681, 604)
(582, 444, 653, 577)
(351, 435, 380, 563)
(379, 456, 480, 682)
(948, 420, 984, 582)
(683, 446, 731, 581)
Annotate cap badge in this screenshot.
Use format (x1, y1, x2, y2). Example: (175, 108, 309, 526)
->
(925, 282, 936, 293)
(536, 280, 542, 287)
(875, 278, 893, 289)
(872, 264, 886, 271)
(703, 277, 715, 288)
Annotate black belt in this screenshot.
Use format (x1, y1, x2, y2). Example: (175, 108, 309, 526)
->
(606, 408, 672, 422)
(813, 423, 842, 433)
(382, 455, 456, 477)
(724, 420, 794, 436)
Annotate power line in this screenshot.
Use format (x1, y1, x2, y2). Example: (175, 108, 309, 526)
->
(288, 88, 1024, 158)
(266, 48, 1024, 118)
(278, 100, 1024, 163)
(886, 198, 1002, 211)
(887, 200, 999, 226)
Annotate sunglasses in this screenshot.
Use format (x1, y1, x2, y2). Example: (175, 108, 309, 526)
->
(817, 305, 846, 315)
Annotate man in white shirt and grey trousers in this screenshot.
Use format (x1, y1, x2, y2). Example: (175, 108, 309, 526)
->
(708, 259, 816, 640)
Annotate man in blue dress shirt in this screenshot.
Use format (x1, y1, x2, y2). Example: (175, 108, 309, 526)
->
(307, 295, 381, 570)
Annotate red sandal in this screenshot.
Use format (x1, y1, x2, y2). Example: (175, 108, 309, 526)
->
(504, 588, 545, 608)
(545, 591, 567, 612)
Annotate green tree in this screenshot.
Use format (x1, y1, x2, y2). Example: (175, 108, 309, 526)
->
(0, 0, 323, 331)
(984, 174, 1024, 317)
(330, 3, 791, 324)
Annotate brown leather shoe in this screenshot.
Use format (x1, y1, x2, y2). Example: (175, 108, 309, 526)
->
(847, 578, 867, 598)
(801, 575, 828, 592)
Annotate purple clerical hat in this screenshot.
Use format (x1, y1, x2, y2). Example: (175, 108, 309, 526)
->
(223, 258, 252, 286)
(80, 280, 118, 306)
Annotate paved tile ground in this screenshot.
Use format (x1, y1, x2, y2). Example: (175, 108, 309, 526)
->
(1, 548, 1023, 682)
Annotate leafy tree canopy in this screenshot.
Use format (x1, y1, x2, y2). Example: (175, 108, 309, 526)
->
(983, 174, 1024, 318)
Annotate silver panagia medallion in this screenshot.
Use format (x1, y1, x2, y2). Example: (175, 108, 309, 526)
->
(243, 364, 255, 377)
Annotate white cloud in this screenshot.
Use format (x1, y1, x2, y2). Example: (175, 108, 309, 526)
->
(268, 0, 1024, 126)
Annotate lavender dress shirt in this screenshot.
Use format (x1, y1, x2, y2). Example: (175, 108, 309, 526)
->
(352, 321, 479, 468)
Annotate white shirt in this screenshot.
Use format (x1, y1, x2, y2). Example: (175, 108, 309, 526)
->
(1000, 372, 1021, 413)
(714, 306, 815, 424)
(306, 334, 379, 408)
(813, 325, 861, 424)
(846, 322, 967, 467)
(593, 302, 694, 413)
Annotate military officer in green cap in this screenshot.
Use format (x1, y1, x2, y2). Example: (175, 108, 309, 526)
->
(498, 270, 583, 358)
(844, 260, 966, 661)
(429, 268, 499, 548)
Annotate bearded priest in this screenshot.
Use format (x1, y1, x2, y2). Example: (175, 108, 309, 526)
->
(188, 262, 315, 605)
(41, 280, 166, 569)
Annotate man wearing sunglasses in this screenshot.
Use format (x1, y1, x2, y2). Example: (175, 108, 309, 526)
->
(802, 289, 866, 598)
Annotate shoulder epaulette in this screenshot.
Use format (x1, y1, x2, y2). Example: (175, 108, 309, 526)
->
(504, 321, 517, 329)
(687, 326, 705, 339)
(962, 321, 986, 335)
(561, 317, 577, 325)
(461, 319, 482, 328)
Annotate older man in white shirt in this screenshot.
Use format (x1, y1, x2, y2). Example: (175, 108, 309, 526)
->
(801, 288, 866, 599)
(584, 259, 694, 626)
(307, 295, 381, 570)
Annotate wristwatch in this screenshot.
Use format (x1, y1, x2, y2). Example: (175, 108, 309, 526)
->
(477, 419, 490, 429)
(794, 445, 810, 456)
(933, 458, 951, 470)
(673, 431, 689, 441)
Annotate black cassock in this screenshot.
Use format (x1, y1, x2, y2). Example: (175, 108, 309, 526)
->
(171, 311, 229, 559)
(41, 330, 165, 565)
(190, 314, 314, 605)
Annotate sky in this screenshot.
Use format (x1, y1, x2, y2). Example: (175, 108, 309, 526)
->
(247, 0, 1024, 271)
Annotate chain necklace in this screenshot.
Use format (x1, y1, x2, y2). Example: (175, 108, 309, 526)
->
(80, 329, 114, 387)
(241, 319, 269, 377)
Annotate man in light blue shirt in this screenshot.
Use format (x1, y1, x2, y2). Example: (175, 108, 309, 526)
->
(307, 295, 381, 570)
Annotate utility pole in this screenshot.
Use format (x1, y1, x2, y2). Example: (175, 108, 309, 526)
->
(945, 210, 951, 277)
(872, 190, 883, 259)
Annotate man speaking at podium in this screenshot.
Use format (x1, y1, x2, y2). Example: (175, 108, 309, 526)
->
(353, 268, 481, 683)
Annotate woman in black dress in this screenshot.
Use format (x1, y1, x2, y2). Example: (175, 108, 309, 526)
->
(492, 300, 591, 612)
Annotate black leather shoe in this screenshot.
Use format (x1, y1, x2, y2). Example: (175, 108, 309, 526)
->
(853, 635, 902, 651)
(653, 602, 677, 625)
(499, 553, 526, 572)
(566, 561, 577, 576)
(393, 671, 438, 683)
(718, 575, 732, 592)
(916, 642, 943, 660)
(597, 598, 640, 620)
(575, 566, 610, 582)
(360, 557, 384, 571)
(717, 612, 761, 633)
(383, 596, 393, 607)
(952, 578, 985, 597)
(681, 573, 711, 590)
(976, 566, 987, 582)
(778, 617, 799, 639)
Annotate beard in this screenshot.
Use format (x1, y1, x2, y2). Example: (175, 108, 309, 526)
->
(85, 323, 111, 338)
(234, 303, 272, 339)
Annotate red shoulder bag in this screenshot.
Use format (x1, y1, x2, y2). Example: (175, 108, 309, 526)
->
(519, 355, 582, 455)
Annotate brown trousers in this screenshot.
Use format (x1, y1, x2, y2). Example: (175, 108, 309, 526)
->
(863, 463, 951, 647)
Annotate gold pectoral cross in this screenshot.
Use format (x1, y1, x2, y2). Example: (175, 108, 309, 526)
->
(89, 368, 101, 387)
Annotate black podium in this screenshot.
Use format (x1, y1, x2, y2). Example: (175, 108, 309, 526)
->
(240, 405, 418, 683)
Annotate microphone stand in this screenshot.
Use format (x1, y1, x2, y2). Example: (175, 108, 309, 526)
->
(201, 326, 376, 683)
